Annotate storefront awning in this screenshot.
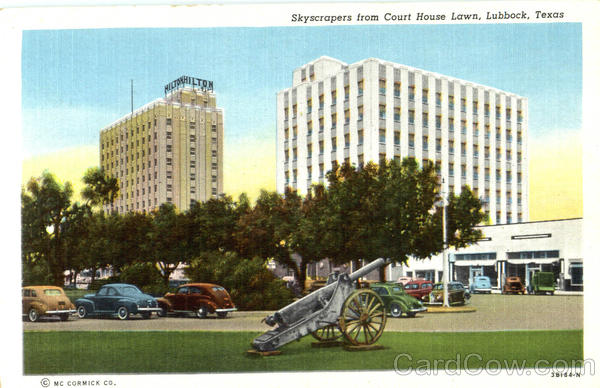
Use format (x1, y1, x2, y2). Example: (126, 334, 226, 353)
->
(453, 260, 496, 267)
(504, 258, 560, 265)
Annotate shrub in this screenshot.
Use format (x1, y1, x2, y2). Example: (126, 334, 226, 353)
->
(186, 251, 294, 311)
(119, 262, 168, 296)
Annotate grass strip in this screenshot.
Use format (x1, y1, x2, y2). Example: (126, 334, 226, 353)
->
(24, 330, 583, 374)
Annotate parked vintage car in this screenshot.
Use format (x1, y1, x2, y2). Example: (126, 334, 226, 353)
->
(75, 283, 162, 320)
(428, 282, 471, 305)
(156, 283, 237, 318)
(502, 276, 526, 294)
(404, 279, 434, 300)
(529, 272, 556, 295)
(396, 276, 413, 285)
(370, 282, 427, 318)
(22, 285, 76, 322)
(469, 276, 492, 294)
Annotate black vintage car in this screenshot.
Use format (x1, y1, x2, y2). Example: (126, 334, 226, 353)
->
(75, 283, 162, 320)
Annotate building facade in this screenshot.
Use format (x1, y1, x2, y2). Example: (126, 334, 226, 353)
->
(276, 56, 529, 224)
(389, 218, 583, 291)
(100, 87, 224, 213)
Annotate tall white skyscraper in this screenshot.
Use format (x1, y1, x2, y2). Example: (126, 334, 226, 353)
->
(276, 56, 528, 224)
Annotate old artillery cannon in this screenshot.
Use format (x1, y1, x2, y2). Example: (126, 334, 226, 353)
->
(252, 258, 387, 352)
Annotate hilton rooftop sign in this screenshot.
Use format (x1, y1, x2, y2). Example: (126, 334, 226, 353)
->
(164, 76, 213, 95)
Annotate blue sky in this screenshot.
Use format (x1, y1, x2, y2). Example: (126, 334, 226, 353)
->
(22, 23, 581, 158)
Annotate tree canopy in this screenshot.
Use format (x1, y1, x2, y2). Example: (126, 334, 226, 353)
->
(21, 157, 485, 292)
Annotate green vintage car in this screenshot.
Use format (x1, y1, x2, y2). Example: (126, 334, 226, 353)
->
(370, 282, 427, 318)
(529, 272, 556, 295)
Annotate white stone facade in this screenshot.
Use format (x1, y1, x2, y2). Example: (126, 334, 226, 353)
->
(277, 56, 529, 224)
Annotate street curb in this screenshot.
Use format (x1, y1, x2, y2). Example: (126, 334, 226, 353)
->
(423, 306, 476, 313)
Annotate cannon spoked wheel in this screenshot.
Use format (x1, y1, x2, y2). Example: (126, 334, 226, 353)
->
(339, 289, 387, 346)
(311, 324, 342, 342)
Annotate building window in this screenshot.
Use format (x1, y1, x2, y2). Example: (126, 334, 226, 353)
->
(449, 140, 454, 154)
(394, 107, 401, 122)
(394, 131, 400, 146)
(436, 92, 442, 107)
(379, 79, 386, 95)
(358, 79, 364, 96)
(422, 89, 428, 104)
(319, 94, 324, 109)
(331, 90, 337, 105)
(473, 101, 478, 113)
(394, 82, 401, 97)
(449, 118, 455, 131)
(408, 85, 415, 101)
(358, 106, 363, 121)
(379, 104, 386, 119)
(358, 130, 364, 145)
(436, 138, 441, 152)
(449, 95, 455, 110)
(331, 113, 337, 129)
(307, 98, 312, 113)
(408, 110, 415, 125)
(379, 129, 386, 144)
(344, 134, 350, 148)
(484, 103, 490, 117)
(423, 136, 428, 151)
(344, 85, 350, 101)
(422, 112, 428, 127)
(331, 137, 337, 152)
(409, 134, 415, 148)
(449, 163, 454, 177)
(345, 109, 350, 125)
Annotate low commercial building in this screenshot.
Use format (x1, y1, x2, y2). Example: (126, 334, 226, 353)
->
(390, 218, 583, 291)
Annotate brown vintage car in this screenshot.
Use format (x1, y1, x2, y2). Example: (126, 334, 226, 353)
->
(156, 283, 237, 318)
(22, 285, 76, 322)
(503, 276, 526, 294)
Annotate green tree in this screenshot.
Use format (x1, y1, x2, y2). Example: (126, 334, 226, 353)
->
(81, 167, 119, 209)
(148, 203, 188, 285)
(236, 188, 301, 277)
(21, 171, 74, 286)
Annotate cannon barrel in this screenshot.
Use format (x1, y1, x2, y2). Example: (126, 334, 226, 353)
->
(264, 258, 386, 327)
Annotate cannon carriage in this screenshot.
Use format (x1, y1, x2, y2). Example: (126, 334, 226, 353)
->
(252, 258, 388, 352)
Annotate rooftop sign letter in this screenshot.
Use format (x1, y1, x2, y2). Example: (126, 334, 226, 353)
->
(164, 76, 214, 95)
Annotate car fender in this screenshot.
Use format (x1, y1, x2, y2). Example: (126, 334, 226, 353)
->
(115, 298, 139, 313)
(156, 297, 172, 311)
(75, 298, 96, 312)
(28, 301, 48, 315)
(191, 297, 218, 313)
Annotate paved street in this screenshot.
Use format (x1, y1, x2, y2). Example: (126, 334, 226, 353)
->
(23, 294, 583, 332)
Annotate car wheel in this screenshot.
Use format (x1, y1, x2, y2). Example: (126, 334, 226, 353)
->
(59, 313, 69, 321)
(28, 308, 39, 322)
(157, 306, 167, 317)
(389, 303, 402, 318)
(77, 305, 88, 319)
(196, 305, 208, 319)
(117, 306, 129, 320)
(217, 312, 228, 319)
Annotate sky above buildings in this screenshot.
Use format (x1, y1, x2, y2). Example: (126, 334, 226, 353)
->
(21, 23, 582, 220)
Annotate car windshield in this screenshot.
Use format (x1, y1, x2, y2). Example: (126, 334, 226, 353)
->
(392, 287, 404, 294)
(433, 284, 443, 290)
(119, 286, 142, 296)
(212, 286, 226, 292)
(44, 289, 62, 296)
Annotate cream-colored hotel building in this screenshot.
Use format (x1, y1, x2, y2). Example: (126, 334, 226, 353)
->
(100, 84, 224, 213)
(276, 56, 528, 224)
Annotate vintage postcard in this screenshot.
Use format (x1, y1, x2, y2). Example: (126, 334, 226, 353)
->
(1, 1, 599, 387)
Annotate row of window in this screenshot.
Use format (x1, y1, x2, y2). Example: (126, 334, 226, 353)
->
(285, 79, 524, 122)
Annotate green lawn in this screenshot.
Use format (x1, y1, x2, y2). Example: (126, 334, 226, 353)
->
(24, 330, 583, 374)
